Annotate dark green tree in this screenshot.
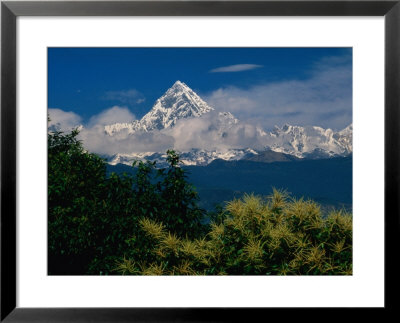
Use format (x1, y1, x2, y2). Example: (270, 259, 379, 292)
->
(48, 128, 206, 275)
(48, 128, 108, 274)
(48, 128, 141, 274)
(157, 150, 205, 237)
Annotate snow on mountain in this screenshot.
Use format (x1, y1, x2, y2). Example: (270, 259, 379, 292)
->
(140, 80, 214, 131)
(268, 124, 352, 158)
(105, 81, 215, 135)
(334, 123, 353, 153)
(107, 151, 167, 166)
(105, 121, 352, 166)
(107, 148, 258, 167)
(104, 121, 141, 136)
(48, 121, 84, 133)
(214, 111, 239, 137)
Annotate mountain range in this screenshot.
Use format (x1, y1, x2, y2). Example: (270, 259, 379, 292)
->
(101, 81, 352, 166)
(49, 80, 352, 166)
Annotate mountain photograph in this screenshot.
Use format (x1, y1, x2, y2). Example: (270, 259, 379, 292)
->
(48, 48, 352, 275)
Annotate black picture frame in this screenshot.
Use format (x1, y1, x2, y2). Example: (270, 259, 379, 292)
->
(1, 0, 399, 321)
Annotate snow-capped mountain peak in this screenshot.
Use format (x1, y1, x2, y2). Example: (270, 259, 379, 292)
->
(140, 80, 214, 131)
(169, 80, 191, 92)
(104, 81, 216, 135)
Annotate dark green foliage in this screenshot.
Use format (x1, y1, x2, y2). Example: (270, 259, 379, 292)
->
(48, 129, 205, 275)
(48, 129, 105, 273)
(130, 150, 205, 238)
(157, 150, 204, 237)
(48, 129, 138, 274)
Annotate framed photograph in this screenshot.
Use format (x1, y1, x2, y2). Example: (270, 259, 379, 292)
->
(1, 0, 399, 321)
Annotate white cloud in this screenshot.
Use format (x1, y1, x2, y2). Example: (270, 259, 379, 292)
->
(88, 106, 137, 127)
(204, 57, 352, 131)
(48, 106, 149, 156)
(78, 125, 174, 156)
(210, 64, 263, 73)
(77, 106, 146, 155)
(52, 107, 269, 156)
(164, 111, 268, 152)
(48, 108, 82, 131)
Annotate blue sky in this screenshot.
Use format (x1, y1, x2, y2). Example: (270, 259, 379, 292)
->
(48, 47, 352, 131)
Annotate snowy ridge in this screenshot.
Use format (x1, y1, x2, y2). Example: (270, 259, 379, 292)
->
(268, 124, 352, 158)
(334, 123, 353, 153)
(104, 121, 141, 136)
(108, 148, 258, 167)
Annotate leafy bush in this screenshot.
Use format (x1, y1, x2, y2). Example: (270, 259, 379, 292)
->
(130, 150, 205, 238)
(116, 189, 352, 275)
(48, 129, 205, 275)
(48, 129, 139, 274)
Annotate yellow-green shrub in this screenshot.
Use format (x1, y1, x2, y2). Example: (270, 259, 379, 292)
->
(115, 189, 352, 275)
